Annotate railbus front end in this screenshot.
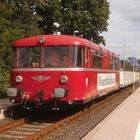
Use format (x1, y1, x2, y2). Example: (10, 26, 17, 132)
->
(7, 35, 90, 109)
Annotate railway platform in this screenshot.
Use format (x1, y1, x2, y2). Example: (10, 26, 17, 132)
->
(82, 87, 140, 140)
(0, 98, 10, 120)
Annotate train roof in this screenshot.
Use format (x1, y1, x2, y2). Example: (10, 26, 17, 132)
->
(13, 35, 118, 57)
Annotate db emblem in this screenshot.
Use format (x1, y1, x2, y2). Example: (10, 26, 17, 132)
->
(32, 75, 51, 82)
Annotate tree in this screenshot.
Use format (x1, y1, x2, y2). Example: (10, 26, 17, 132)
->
(37, 0, 110, 45)
(0, 0, 110, 94)
(137, 59, 140, 65)
(10, 0, 43, 37)
(0, 0, 44, 93)
(0, 1, 14, 92)
(37, 0, 62, 34)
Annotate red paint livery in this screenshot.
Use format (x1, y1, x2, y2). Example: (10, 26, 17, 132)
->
(7, 35, 120, 109)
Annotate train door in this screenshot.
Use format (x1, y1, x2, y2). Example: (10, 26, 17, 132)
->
(102, 53, 109, 69)
(84, 47, 92, 100)
(92, 49, 103, 97)
(85, 47, 91, 86)
(84, 47, 90, 68)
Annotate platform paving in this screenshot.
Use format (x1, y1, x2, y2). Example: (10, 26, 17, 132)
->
(0, 98, 10, 120)
(82, 87, 140, 140)
(0, 98, 9, 109)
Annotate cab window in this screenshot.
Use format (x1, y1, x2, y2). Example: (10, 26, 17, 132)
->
(43, 46, 69, 67)
(18, 47, 40, 68)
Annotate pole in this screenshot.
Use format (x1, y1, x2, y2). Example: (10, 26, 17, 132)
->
(123, 36, 125, 86)
(133, 63, 135, 91)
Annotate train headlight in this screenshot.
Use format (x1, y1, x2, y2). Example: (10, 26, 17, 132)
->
(60, 76, 68, 83)
(16, 75, 23, 83)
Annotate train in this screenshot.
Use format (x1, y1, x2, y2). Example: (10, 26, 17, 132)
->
(7, 35, 140, 110)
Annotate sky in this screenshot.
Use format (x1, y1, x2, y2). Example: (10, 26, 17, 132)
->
(102, 0, 140, 59)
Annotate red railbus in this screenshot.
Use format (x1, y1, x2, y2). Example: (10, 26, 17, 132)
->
(7, 35, 120, 109)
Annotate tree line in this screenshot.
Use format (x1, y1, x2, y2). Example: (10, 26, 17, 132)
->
(0, 0, 110, 94)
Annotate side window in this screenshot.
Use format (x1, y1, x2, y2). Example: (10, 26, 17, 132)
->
(110, 56, 115, 69)
(116, 58, 120, 70)
(92, 49, 102, 68)
(72, 46, 84, 67)
(115, 58, 117, 70)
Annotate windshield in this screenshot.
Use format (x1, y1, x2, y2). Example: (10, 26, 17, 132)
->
(43, 46, 69, 67)
(15, 46, 84, 68)
(18, 47, 40, 68)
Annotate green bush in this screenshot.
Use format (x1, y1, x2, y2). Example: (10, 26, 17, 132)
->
(0, 69, 9, 98)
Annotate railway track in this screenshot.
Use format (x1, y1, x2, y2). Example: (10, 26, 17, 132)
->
(0, 118, 54, 139)
(0, 84, 138, 140)
(0, 112, 84, 140)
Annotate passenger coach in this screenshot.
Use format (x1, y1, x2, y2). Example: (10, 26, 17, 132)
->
(7, 35, 120, 109)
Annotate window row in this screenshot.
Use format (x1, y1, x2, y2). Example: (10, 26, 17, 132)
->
(92, 49, 120, 69)
(12, 46, 120, 69)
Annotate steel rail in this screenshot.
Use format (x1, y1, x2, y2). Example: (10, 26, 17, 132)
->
(0, 118, 26, 133)
(24, 111, 83, 140)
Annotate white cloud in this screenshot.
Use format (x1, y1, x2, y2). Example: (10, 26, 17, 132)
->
(103, 0, 140, 59)
(123, 11, 140, 23)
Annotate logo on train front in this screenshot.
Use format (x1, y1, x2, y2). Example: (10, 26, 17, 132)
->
(32, 75, 51, 82)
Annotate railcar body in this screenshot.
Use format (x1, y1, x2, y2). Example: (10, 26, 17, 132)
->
(7, 35, 120, 109)
(120, 70, 140, 87)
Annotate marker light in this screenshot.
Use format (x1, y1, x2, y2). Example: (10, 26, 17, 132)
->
(16, 75, 23, 83)
(38, 37, 46, 44)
